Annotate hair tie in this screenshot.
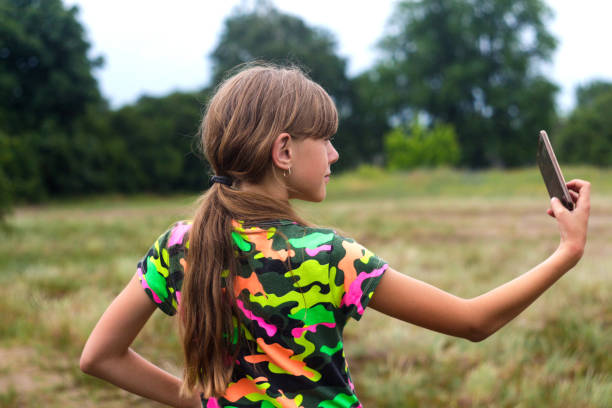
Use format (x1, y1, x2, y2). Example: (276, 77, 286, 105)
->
(209, 175, 233, 187)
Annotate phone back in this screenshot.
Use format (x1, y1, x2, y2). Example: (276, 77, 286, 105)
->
(537, 131, 574, 210)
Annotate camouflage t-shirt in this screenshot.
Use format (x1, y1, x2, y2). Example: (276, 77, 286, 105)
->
(137, 219, 388, 408)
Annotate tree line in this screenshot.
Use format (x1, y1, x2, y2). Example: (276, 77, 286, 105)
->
(1, 0, 611, 217)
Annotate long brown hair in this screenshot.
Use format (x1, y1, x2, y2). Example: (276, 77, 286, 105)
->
(180, 64, 338, 397)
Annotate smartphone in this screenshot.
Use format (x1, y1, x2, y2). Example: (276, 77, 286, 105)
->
(537, 130, 574, 211)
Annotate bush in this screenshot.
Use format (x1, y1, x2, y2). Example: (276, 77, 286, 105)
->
(384, 121, 460, 170)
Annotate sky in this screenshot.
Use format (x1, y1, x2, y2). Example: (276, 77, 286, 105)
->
(64, 0, 612, 112)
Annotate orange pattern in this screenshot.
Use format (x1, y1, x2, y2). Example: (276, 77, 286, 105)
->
(244, 338, 315, 379)
(232, 220, 296, 261)
(234, 271, 267, 298)
(338, 240, 364, 290)
(224, 376, 268, 402)
(249, 231, 296, 261)
(179, 258, 189, 273)
(277, 390, 304, 408)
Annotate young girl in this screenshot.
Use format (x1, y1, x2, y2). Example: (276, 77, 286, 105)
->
(80, 65, 591, 408)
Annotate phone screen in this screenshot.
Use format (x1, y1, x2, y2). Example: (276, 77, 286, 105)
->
(537, 130, 574, 211)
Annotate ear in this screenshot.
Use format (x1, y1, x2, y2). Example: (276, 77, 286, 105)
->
(271, 132, 293, 171)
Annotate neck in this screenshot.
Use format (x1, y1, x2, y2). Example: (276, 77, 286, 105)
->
(238, 172, 288, 202)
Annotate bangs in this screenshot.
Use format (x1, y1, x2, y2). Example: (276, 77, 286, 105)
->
(310, 84, 339, 139)
(291, 78, 338, 140)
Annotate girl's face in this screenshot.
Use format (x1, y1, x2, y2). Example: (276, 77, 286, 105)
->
(288, 136, 339, 202)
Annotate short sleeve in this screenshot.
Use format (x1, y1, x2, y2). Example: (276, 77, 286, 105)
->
(330, 233, 388, 322)
(137, 221, 191, 315)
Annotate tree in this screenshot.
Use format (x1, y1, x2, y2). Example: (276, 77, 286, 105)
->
(0, 0, 104, 133)
(0, 0, 106, 204)
(209, 0, 372, 170)
(575, 80, 612, 107)
(375, 0, 558, 167)
(341, 71, 392, 166)
(557, 80, 612, 166)
(210, 1, 349, 97)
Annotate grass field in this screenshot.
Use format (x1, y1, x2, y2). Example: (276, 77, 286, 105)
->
(1, 166, 610, 407)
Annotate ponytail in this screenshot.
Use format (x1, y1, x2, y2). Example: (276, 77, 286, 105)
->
(181, 183, 308, 397)
(181, 183, 238, 397)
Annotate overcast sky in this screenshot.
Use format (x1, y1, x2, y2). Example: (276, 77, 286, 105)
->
(64, 0, 612, 112)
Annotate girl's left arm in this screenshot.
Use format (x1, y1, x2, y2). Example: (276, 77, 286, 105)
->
(80, 273, 200, 408)
(369, 180, 590, 341)
(369, 251, 578, 342)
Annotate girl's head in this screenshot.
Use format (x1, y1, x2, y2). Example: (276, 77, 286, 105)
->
(201, 64, 339, 200)
(182, 64, 338, 398)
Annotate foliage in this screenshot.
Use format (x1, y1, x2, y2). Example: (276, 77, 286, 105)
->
(0, 0, 209, 203)
(575, 80, 612, 106)
(385, 120, 460, 170)
(557, 80, 612, 165)
(0, 0, 103, 133)
(340, 71, 391, 167)
(0, 0, 106, 213)
(375, 0, 558, 167)
(109, 91, 209, 192)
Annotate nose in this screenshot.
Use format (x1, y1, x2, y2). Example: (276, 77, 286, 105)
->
(327, 141, 339, 165)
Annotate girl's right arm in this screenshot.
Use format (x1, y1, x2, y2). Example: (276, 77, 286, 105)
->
(369, 179, 590, 341)
(80, 273, 201, 408)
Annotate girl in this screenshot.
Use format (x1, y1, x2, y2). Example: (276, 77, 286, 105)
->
(80, 65, 591, 407)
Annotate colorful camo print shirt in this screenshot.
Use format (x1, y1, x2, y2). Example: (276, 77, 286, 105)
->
(137, 219, 388, 408)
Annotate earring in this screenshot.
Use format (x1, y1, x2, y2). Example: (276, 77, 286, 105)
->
(283, 167, 292, 177)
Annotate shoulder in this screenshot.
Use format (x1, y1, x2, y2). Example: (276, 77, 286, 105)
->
(137, 220, 192, 315)
(158, 220, 192, 251)
(282, 224, 389, 321)
(284, 224, 337, 252)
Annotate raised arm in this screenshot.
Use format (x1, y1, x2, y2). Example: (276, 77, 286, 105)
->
(369, 179, 590, 342)
(80, 273, 200, 408)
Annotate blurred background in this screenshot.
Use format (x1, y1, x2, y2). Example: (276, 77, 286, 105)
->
(2, 0, 612, 213)
(1, 1, 611, 407)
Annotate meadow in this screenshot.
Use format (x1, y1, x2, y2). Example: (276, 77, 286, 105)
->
(1, 166, 610, 407)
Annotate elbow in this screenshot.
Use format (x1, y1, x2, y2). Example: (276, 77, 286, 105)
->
(465, 327, 491, 343)
(79, 347, 108, 376)
(462, 301, 494, 342)
(79, 351, 97, 375)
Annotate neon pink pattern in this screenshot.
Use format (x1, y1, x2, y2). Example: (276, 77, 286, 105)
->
(341, 264, 389, 315)
(168, 222, 191, 247)
(236, 298, 278, 337)
(206, 397, 220, 408)
(291, 322, 336, 338)
(305, 244, 333, 256)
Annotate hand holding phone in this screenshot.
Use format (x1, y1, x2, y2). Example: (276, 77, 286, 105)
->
(537, 130, 574, 211)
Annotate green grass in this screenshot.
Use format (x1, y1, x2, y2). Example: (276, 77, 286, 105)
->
(1, 166, 610, 407)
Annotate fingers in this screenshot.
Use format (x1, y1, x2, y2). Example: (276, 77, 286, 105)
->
(566, 178, 589, 191)
(549, 197, 568, 218)
(569, 190, 579, 204)
(545, 179, 591, 220)
(566, 179, 591, 211)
